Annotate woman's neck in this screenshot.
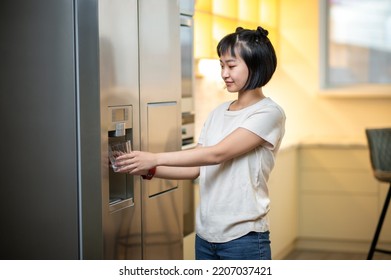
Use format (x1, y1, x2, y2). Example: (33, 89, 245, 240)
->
(228, 88, 265, 111)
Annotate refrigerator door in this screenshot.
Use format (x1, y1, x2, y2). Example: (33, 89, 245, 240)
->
(1, 0, 102, 259)
(99, 0, 142, 259)
(139, 0, 183, 259)
(1, 0, 83, 259)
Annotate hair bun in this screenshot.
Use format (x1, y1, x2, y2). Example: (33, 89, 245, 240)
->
(256, 26, 269, 37)
(235, 27, 244, 33)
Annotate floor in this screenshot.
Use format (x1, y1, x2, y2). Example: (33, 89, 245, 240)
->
(283, 249, 391, 260)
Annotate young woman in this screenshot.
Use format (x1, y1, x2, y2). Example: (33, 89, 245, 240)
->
(116, 26, 286, 260)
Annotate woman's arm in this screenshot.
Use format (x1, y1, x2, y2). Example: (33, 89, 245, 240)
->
(116, 127, 266, 174)
(118, 146, 201, 180)
(154, 166, 200, 180)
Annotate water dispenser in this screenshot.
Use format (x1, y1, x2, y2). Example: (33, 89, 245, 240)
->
(107, 105, 133, 213)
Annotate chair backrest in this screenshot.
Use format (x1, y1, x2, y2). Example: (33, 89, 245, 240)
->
(365, 128, 391, 183)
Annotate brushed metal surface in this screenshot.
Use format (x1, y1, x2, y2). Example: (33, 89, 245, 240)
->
(99, 0, 142, 260)
(139, 0, 183, 260)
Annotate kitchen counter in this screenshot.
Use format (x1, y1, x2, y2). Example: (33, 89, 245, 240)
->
(280, 136, 368, 151)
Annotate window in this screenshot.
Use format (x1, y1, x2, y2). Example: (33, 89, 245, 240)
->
(320, 0, 391, 94)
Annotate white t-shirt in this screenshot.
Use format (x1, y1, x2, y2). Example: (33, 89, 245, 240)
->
(196, 97, 286, 243)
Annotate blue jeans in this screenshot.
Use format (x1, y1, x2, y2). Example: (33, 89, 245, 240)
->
(195, 231, 272, 260)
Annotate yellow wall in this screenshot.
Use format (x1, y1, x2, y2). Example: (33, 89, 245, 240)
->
(194, 0, 391, 146)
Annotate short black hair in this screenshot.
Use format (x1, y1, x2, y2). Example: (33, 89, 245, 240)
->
(217, 26, 277, 91)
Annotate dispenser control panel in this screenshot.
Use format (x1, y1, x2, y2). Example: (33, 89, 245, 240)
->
(111, 107, 128, 122)
(108, 106, 132, 137)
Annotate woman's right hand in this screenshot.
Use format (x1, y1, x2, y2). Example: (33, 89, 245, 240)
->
(115, 151, 157, 175)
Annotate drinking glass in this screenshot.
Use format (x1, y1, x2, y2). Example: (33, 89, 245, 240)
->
(108, 140, 131, 172)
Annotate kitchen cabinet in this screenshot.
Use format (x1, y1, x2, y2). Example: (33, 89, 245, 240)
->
(297, 145, 391, 251)
(268, 145, 299, 259)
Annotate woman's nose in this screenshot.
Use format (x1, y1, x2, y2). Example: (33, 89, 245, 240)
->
(221, 68, 229, 78)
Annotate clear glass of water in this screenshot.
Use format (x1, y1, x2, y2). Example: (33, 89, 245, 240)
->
(108, 140, 131, 172)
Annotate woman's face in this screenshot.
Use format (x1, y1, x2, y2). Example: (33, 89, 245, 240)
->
(219, 50, 249, 93)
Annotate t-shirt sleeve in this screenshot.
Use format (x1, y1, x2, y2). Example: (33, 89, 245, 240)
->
(198, 123, 206, 146)
(240, 105, 285, 149)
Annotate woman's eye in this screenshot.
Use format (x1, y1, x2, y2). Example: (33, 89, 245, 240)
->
(220, 64, 235, 69)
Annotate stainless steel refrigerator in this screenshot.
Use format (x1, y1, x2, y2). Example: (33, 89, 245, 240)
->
(0, 0, 183, 260)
